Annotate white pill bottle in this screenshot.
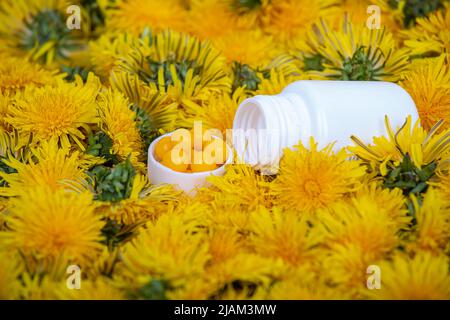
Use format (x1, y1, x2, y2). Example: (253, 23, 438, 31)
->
(232, 80, 419, 173)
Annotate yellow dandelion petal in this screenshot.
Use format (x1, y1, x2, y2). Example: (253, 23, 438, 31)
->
(262, 0, 338, 46)
(350, 116, 450, 170)
(97, 180, 181, 225)
(0, 56, 64, 95)
(353, 183, 411, 232)
(371, 251, 450, 300)
(0, 140, 89, 197)
(410, 189, 450, 253)
(0, 0, 85, 65)
(213, 29, 279, 67)
(105, 0, 187, 35)
(6, 75, 100, 149)
(0, 250, 23, 299)
(400, 55, 450, 131)
(0, 186, 104, 268)
(268, 264, 348, 299)
(187, 0, 243, 40)
(272, 138, 365, 214)
(403, 4, 450, 56)
(318, 200, 399, 260)
(120, 213, 210, 287)
(98, 89, 143, 166)
(305, 18, 410, 81)
(88, 32, 145, 81)
(249, 207, 323, 266)
(206, 164, 274, 212)
(55, 278, 125, 300)
(207, 253, 287, 296)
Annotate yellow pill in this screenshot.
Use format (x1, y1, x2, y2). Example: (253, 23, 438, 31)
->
(161, 151, 189, 172)
(154, 136, 174, 161)
(190, 128, 207, 151)
(203, 139, 229, 165)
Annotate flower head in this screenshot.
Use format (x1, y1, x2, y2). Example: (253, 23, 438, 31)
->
(205, 164, 274, 212)
(317, 199, 399, 294)
(403, 4, 450, 56)
(187, 0, 246, 40)
(0, 140, 90, 197)
(261, 0, 338, 45)
(0, 56, 63, 94)
(400, 55, 450, 131)
(105, 0, 187, 35)
(350, 116, 450, 199)
(97, 89, 143, 166)
(0, 0, 84, 65)
(118, 213, 210, 290)
(371, 251, 450, 299)
(6, 75, 100, 149)
(304, 19, 409, 81)
(0, 250, 22, 299)
(409, 188, 450, 253)
(249, 207, 323, 266)
(213, 29, 279, 67)
(271, 138, 365, 215)
(0, 187, 104, 269)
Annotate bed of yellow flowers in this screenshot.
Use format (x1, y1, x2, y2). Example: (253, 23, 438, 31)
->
(0, 0, 449, 300)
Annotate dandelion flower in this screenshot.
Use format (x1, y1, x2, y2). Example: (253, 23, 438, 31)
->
(0, 93, 12, 136)
(55, 278, 125, 300)
(0, 250, 22, 299)
(6, 75, 100, 149)
(353, 183, 411, 232)
(222, 0, 271, 27)
(18, 273, 60, 300)
(318, 200, 399, 260)
(208, 227, 244, 265)
(305, 19, 410, 81)
(207, 253, 286, 298)
(271, 138, 365, 215)
(0, 56, 63, 94)
(0, 187, 104, 268)
(261, 0, 338, 46)
(267, 265, 347, 299)
(230, 54, 300, 94)
(249, 207, 323, 266)
(316, 198, 399, 294)
(206, 164, 274, 212)
(329, 1, 398, 31)
(88, 32, 145, 81)
(393, 0, 446, 28)
(189, 88, 246, 136)
(97, 89, 143, 166)
(350, 116, 450, 197)
(118, 30, 230, 98)
(400, 55, 450, 131)
(371, 251, 450, 299)
(212, 29, 279, 67)
(0, 141, 90, 197)
(106, 0, 187, 35)
(403, 4, 450, 55)
(187, 0, 243, 40)
(409, 189, 450, 253)
(110, 72, 178, 137)
(0, 0, 84, 65)
(167, 277, 218, 300)
(96, 175, 182, 225)
(255, 66, 301, 95)
(119, 214, 210, 288)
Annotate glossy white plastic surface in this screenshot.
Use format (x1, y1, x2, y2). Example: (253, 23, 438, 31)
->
(233, 80, 419, 172)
